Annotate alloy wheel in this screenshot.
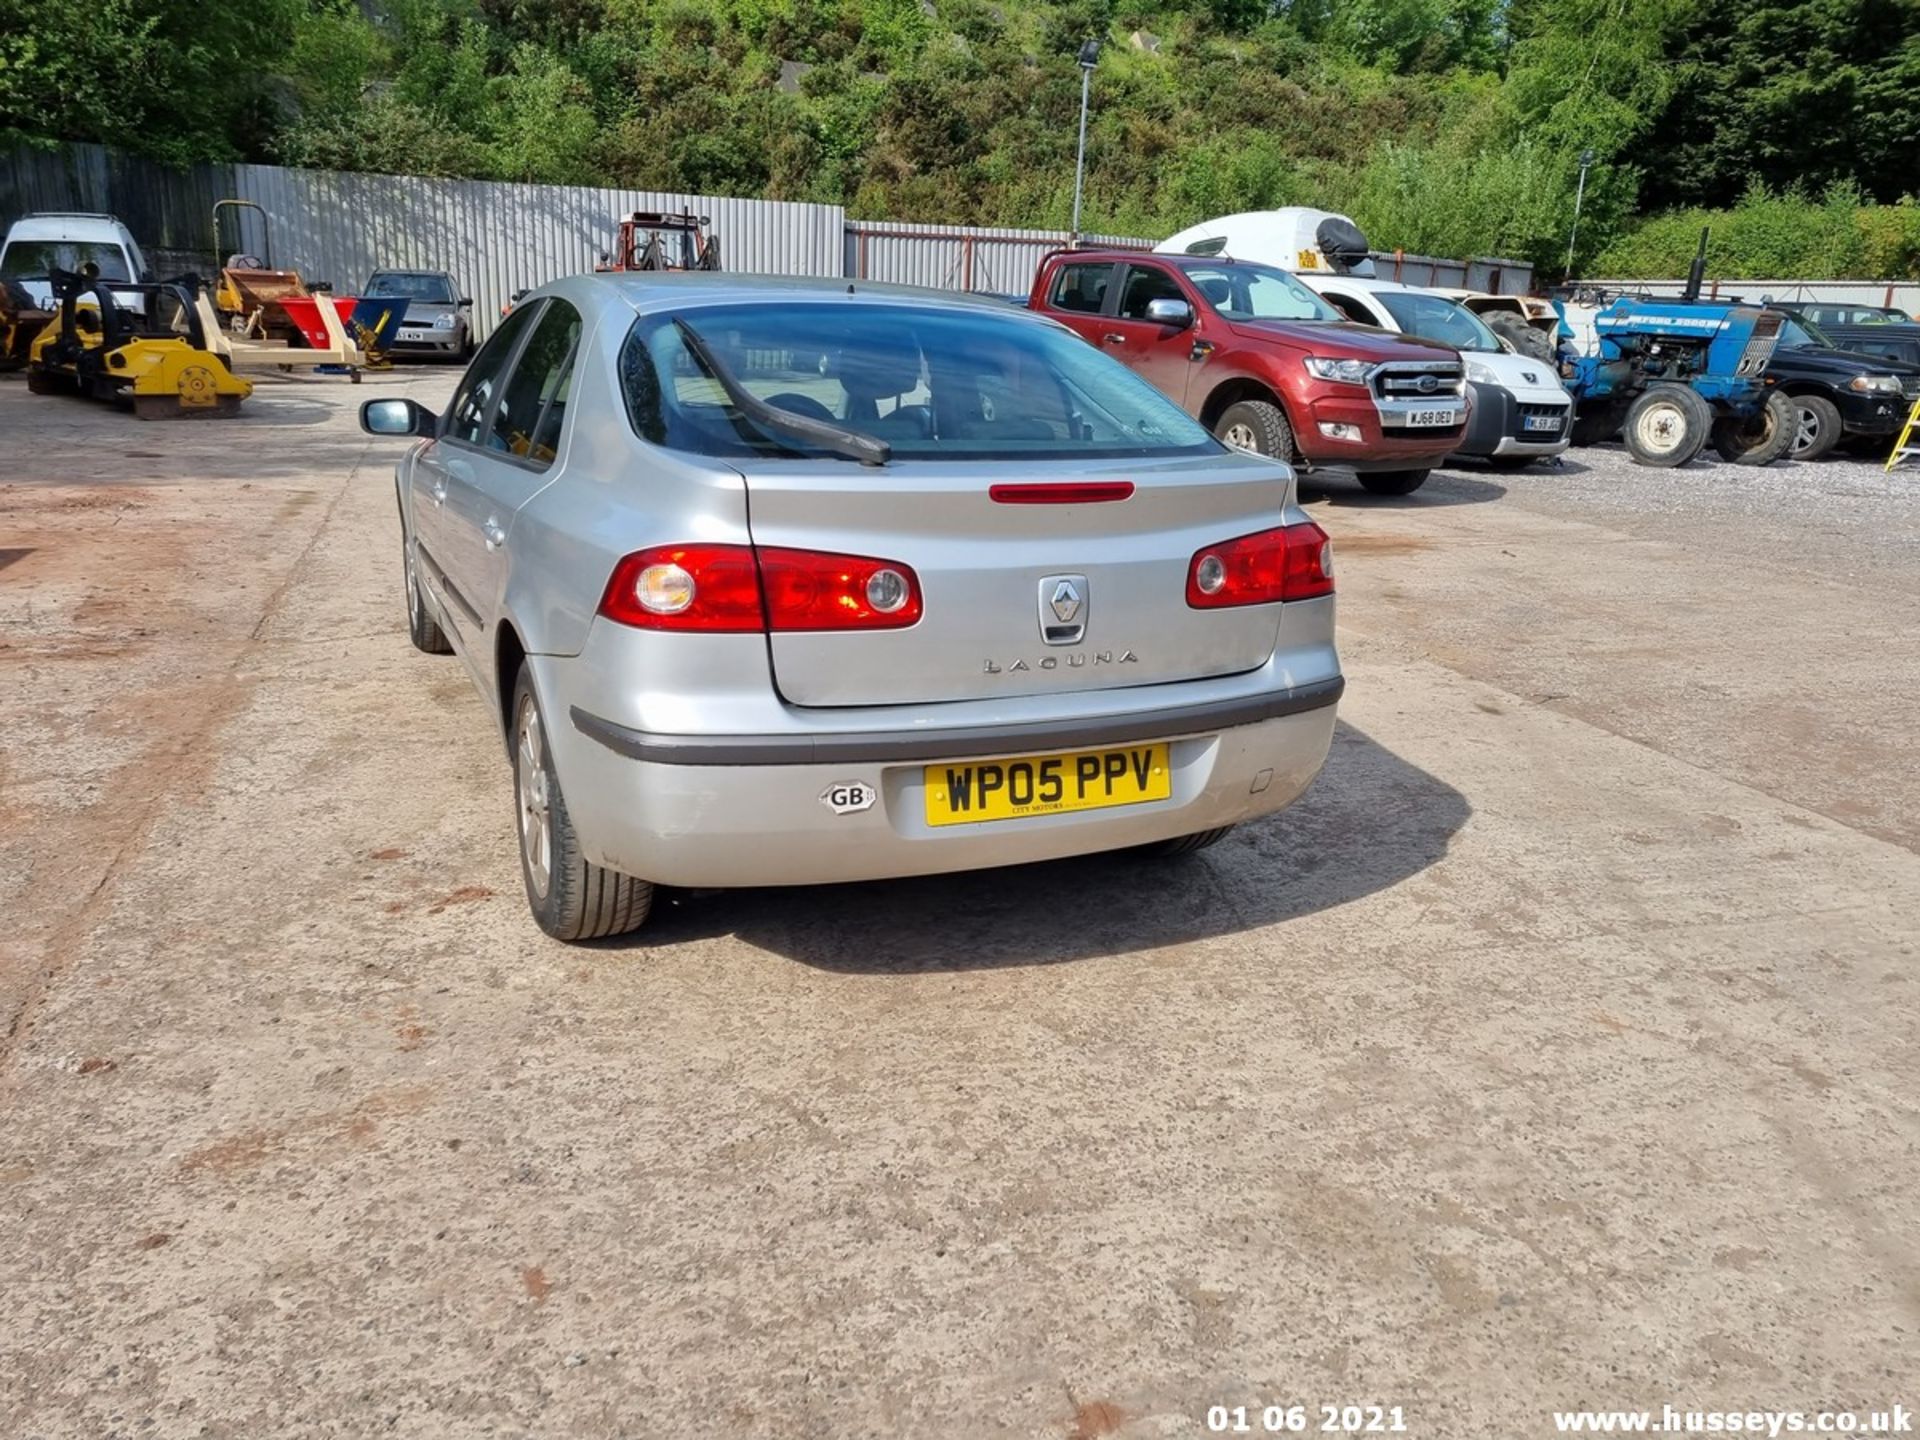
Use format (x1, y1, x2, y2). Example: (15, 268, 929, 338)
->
(516, 698, 553, 900)
(1792, 405, 1821, 456)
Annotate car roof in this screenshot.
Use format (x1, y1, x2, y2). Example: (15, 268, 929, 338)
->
(4, 213, 135, 242)
(536, 270, 1042, 320)
(370, 268, 455, 278)
(1298, 274, 1428, 297)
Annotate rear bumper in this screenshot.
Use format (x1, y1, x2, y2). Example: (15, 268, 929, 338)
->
(562, 698, 1338, 888)
(542, 676, 1342, 888)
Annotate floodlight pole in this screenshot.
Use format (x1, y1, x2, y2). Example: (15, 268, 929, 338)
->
(1070, 39, 1100, 248)
(1565, 148, 1595, 282)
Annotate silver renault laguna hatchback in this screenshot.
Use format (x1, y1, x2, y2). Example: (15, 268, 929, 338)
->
(360, 274, 1342, 940)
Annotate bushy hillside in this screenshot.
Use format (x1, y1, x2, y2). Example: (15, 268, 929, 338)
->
(3, 0, 1918, 274)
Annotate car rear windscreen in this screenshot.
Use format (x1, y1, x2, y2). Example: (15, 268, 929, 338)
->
(620, 302, 1219, 462)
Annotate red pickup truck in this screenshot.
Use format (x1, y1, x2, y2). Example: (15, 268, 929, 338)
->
(1029, 250, 1469, 495)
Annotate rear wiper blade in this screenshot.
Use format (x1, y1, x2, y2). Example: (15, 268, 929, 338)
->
(673, 318, 890, 466)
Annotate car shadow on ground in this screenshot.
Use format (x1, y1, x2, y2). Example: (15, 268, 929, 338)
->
(1303, 470, 1508, 508)
(619, 721, 1469, 972)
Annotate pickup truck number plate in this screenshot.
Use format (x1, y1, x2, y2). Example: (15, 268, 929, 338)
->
(1403, 406, 1461, 427)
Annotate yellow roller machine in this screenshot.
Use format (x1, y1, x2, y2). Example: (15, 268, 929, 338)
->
(28, 270, 251, 419)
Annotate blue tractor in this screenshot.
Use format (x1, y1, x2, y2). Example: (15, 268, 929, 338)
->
(1551, 232, 1795, 467)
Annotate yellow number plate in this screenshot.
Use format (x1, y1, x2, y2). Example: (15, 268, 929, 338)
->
(924, 743, 1171, 827)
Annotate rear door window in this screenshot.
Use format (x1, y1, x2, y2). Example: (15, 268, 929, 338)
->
(1048, 263, 1116, 314)
(445, 301, 542, 446)
(1116, 265, 1187, 319)
(487, 301, 581, 468)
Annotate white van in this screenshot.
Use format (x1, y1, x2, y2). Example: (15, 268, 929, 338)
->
(0, 212, 151, 311)
(1301, 274, 1573, 468)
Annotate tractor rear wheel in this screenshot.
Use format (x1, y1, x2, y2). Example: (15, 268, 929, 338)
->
(1488, 313, 1555, 362)
(1623, 386, 1711, 467)
(1711, 390, 1796, 466)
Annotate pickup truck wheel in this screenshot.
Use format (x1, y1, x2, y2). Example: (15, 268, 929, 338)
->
(1214, 399, 1295, 461)
(511, 668, 654, 942)
(1787, 394, 1842, 461)
(1710, 390, 1795, 465)
(1358, 469, 1429, 496)
(1623, 386, 1711, 467)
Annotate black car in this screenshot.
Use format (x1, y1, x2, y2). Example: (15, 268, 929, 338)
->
(1773, 300, 1914, 327)
(1770, 302, 1920, 369)
(1765, 313, 1920, 460)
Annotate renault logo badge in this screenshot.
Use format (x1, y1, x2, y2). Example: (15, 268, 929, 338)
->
(1038, 574, 1089, 645)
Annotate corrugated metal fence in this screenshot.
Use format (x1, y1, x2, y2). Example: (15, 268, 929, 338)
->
(3, 142, 1549, 333)
(1590, 277, 1920, 312)
(230, 165, 844, 337)
(846, 221, 1149, 296)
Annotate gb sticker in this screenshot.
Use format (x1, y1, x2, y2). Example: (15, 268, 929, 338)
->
(820, 781, 877, 816)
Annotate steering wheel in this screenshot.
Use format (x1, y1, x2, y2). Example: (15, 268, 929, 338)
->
(761, 392, 837, 423)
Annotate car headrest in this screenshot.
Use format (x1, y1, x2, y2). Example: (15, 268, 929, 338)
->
(1199, 278, 1231, 305)
(829, 333, 925, 403)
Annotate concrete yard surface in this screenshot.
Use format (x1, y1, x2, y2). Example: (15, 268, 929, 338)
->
(2, 371, 1917, 1439)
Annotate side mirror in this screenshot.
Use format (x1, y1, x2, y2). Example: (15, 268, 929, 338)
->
(360, 397, 439, 437)
(1145, 297, 1193, 328)
(459, 297, 473, 307)
(1497, 335, 1516, 354)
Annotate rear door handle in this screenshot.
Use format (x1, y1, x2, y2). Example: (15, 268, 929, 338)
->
(1102, 332, 1125, 345)
(482, 517, 507, 550)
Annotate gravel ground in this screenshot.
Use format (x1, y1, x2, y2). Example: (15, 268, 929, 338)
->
(1421, 441, 1920, 590)
(3, 374, 1918, 1439)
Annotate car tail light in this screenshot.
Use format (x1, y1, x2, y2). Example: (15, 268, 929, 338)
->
(1186, 522, 1334, 608)
(598, 544, 922, 632)
(599, 544, 766, 631)
(758, 547, 922, 630)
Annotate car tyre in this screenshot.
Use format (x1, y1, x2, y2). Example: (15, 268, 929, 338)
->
(1710, 389, 1796, 465)
(1214, 399, 1295, 461)
(511, 668, 654, 942)
(1623, 385, 1711, 467)
(1569, 405, 1625, 447)
(1787, 394, 1843, 462)
(1358, 469, 1429, 496)
(1487, 313, 1555, 361)
(1138, 826, 1235, 857)
(401, 518, 453, 655)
